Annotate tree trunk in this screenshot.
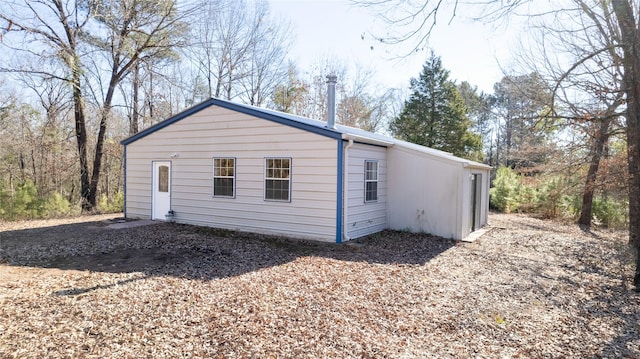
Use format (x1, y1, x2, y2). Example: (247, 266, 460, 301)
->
(226, 62, 233, 100)
(428, 94, 436, 147)
(578, 118, 611, 227)
(215, 66, 223, 98)
(88, 111, 108, 209)
(72, 66, 92, 212)
(130, 60, 140, 135)
(88, 68, 119, 209)
(611, 0, 640, 290)
(30, 149, 37, 189)
(148, 64, 154, 122)
(50, 0, 92, 212)
(505, 113, 513, 167)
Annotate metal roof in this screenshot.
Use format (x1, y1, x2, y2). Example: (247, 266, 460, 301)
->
(121, 97, 491, 169)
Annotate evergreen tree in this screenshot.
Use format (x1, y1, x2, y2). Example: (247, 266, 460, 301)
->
(457, 81, 496, 160)
(390, 52, 482, 159)
(492, 73, 554, 169)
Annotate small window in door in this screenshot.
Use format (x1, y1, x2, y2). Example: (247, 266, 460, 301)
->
(158, 165, 169, 193)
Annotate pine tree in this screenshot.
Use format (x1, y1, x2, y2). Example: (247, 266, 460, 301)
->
(390, 52, 482, 160)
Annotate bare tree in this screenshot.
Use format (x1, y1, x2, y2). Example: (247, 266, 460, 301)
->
(187, 0, 250, 100)
(353, 0, 523, 57)
(0, 78, 78, 215)
(237, 3, 292, 106)
(191, 0, 245, 99)
(513, 1, 627, 228)
(269, 60, 400, 134)
(120, 45, 181, 135)
(187, 0, 291, 103)
(1, 0, 94, 210)
(82, 0, 189, 208)
(336, 66, 399, 133)
(298, 57, 348, 120)
(270, 63, 309, 114)
(492, 73, 554, 170)
(21, 76, 76, 198)
(355, 0, 640, 290)
(611, 0, 640, 289)
(1, 0, 191, 211)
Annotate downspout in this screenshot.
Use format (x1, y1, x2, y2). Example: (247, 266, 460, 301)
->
(343, 138, 354, 241)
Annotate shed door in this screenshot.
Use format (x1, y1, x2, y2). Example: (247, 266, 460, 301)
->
(152, 161, 171, 220)
(469, 173, 482, 231)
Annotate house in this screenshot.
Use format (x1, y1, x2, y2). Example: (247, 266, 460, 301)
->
(120, 77, 490, 243)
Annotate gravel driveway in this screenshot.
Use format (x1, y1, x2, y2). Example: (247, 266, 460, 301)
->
(1, 213, 638, 358)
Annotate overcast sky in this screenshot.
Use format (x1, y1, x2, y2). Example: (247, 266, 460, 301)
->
(269, 0, 524, 94)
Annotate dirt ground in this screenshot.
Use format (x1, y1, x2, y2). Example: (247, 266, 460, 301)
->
(0, 213, 638, 358)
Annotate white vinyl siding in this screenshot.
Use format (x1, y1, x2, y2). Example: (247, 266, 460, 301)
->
(125, 105, 338, 242)
(345, 143, 387, 239)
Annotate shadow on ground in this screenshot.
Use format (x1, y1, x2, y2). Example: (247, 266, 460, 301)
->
(0, 219, 457, 291)
(2, 215, 638, 358)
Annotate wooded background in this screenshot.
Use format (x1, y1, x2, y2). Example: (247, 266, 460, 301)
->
(0, 0, 632, 238)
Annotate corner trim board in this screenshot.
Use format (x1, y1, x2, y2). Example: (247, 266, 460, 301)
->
(336, 139, 344, 243)
(123, 145, 127, 218)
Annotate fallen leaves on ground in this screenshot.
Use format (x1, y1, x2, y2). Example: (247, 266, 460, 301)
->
(0, 213, 638, 358)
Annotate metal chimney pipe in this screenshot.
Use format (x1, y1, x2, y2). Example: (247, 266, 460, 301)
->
(326, 74, 337, 129)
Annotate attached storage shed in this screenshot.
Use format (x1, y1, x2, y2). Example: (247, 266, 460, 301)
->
(121, 97, 490, 243)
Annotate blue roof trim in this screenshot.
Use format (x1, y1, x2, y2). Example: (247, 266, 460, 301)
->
(215, 99, 343, 140)
(120, 98, 342, 145)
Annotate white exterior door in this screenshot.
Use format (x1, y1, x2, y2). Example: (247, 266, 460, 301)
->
(152, 161, 171, 220)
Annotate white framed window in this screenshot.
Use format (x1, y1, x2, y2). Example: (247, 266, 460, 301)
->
(213, 157, 235, 198)
(265, 158, 291, 202)
(364, 160, 378, 202)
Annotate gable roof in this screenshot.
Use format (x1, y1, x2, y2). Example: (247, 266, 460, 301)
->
(120, 98, 342, 145)
(121, 97, 490, 169)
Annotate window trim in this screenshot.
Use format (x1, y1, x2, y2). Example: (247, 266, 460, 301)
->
(264, 157, 292, 202)
(364, 160, 378, 203)
(212, 157, 236, 198)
